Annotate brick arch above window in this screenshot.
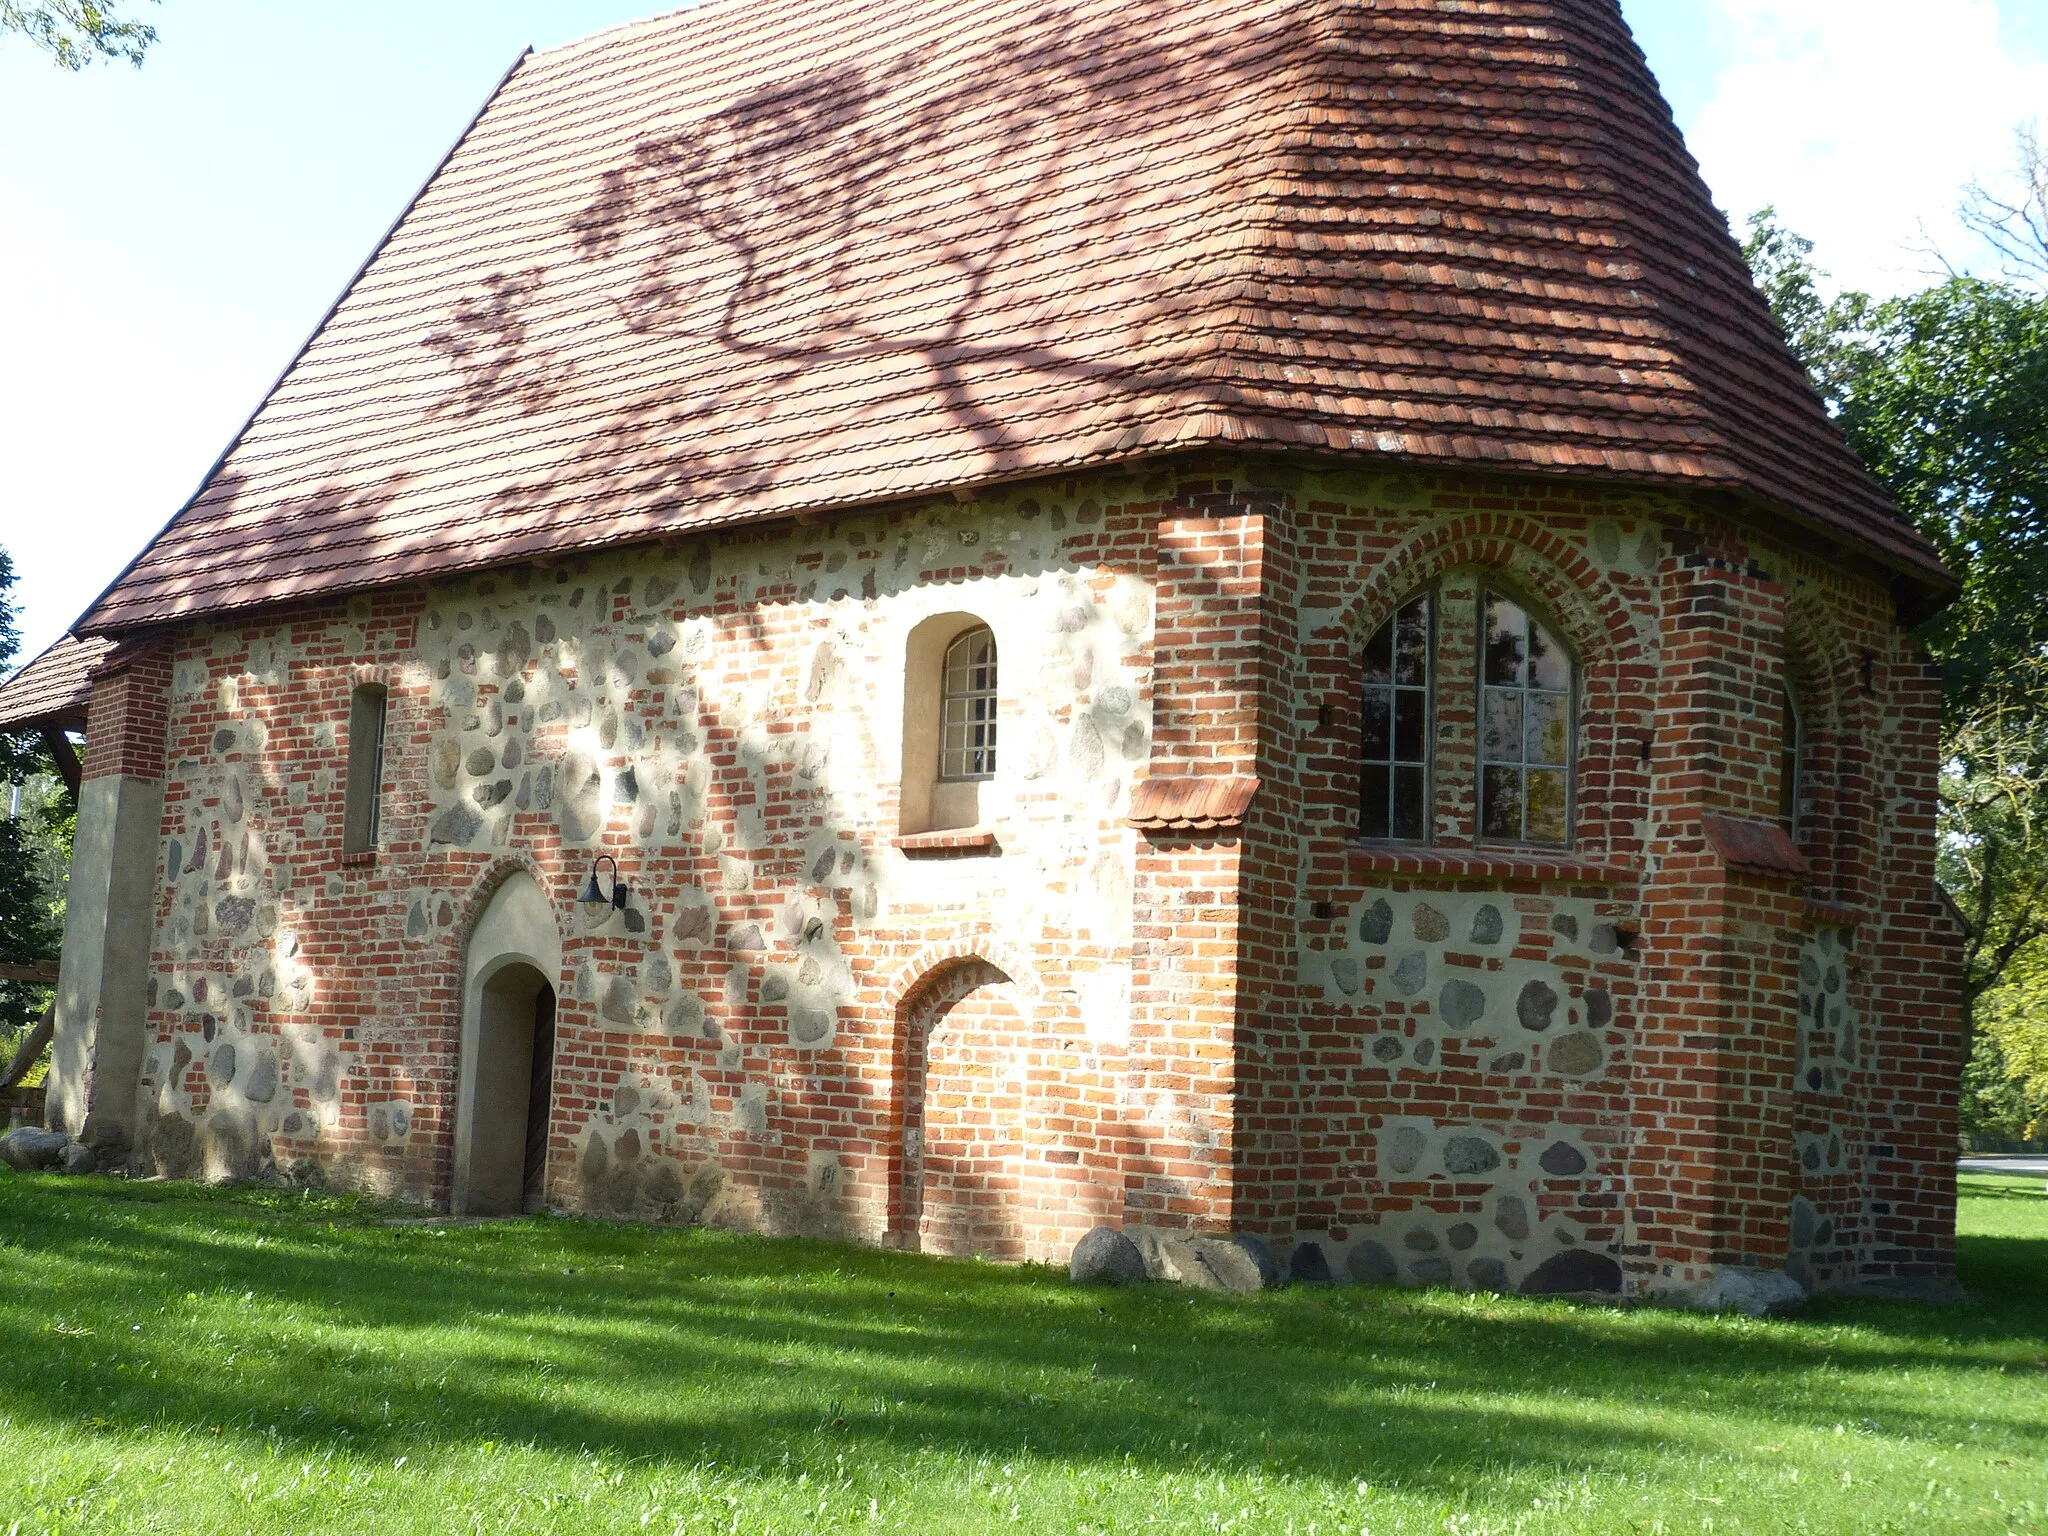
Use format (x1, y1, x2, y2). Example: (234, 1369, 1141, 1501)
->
(880, 933, 1041, 1017)
(450, 851, 561, 956)
(1782, 586, 1873, 741)
(1335, 515, 1643, 670)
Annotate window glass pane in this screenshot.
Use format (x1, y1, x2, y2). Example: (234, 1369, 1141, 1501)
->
(1393, 689, 1426, 763)
(1526, 769, 1568, 843)
(1361, 691, 1391, 760)
(1363, 618, 1394, 683)
(1780, 686, 1801, 831)
(1392, 766, 1427, 841)
(1526, 615, 1570, 691)
(1526, 692, 1568, 767)
(1480, 591, 1574, 845)
(1360, 592, 1431, 842)
(1481, 764, 1522, 840)
(1360, 764, 1391, 839)
(1481, 689, 1522, 763)
(1483, 595, 1525, 686)
(939, 627, 998, 780)
(1394, 598, 1429, 686)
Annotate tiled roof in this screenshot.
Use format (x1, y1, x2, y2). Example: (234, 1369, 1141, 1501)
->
(79, 0, 1952, 633)
(0, 633, 114, 732)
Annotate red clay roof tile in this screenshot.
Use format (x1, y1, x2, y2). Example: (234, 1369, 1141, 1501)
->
(1129, 775, 1261, 832)
(0, 634, 115, 732)
(79, 0, 1950, 633)
(1702, 813, 1812, 882)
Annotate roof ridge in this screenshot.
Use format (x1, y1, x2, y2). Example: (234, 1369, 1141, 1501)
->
(76, 0, 1953, 634)
(530, 0, 718, 63)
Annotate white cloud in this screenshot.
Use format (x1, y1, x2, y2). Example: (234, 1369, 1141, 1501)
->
(1683, 0, 2048, 294)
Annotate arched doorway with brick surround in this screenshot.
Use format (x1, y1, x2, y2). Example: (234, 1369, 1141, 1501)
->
(892, 957, 1029, 1259)
(451, 869, 565, 1217)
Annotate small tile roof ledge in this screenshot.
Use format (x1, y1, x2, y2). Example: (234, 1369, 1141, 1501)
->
(1701, 814, 1812, 881)
(1130, 775, 1259, 833)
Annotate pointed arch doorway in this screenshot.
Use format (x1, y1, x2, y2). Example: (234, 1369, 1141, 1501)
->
(453, 871, 564, 1217)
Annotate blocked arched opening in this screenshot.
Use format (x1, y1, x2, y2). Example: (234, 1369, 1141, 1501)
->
(1782, 598, 1872, 903)
(892, 957, 1023, 1257)
(453, 870, 565, 1216)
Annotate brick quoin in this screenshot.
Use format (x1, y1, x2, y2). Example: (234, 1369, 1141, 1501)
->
(57, 460, 1962, 1300)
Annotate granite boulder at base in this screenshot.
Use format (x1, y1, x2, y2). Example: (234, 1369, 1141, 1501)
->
(1069, 1225, 1147, 1286)
(1131, 1230, 1283, 1292)
(1680, 1267, 1808, 1317)
(0, 1128, 67, 1171)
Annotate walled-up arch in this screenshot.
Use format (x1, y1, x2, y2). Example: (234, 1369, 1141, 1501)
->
(452, 868, 565, 1216)
(1782, 586, 1876, 903)
(890, 954, 1031, 1258)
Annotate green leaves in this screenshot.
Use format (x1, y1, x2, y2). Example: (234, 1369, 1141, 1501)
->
(1743, 207, 2048, 1133)
(0, 1, 158, 71)
(1832, 280, 2048, 712)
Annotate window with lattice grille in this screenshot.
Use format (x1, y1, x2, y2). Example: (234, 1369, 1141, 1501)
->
(1478, 593, 1574, 846)
(1360, 592, 1433, 841)
(938, 627, 997, 782)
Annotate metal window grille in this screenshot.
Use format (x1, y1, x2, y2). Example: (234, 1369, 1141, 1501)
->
(938, 628, 997, 781)
(1359, 592, 1432, 841)
(1478, 593, 1573, 845)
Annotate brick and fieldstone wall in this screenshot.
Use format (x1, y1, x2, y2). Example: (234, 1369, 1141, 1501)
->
(104, 457, 1960, 1295)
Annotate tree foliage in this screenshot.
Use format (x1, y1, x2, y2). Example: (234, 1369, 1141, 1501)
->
(0, 546, 65, 1037)
(0, 1, 156, 70)
(1743, 166, 2048, 1139)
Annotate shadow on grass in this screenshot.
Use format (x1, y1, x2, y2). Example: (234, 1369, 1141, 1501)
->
(2, 1175, 2044, 1497)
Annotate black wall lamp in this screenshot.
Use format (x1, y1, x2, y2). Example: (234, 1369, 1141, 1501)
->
(579, 853, 629, 911)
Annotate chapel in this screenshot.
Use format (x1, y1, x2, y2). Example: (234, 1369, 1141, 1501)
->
(0, 0, 1963, 1300)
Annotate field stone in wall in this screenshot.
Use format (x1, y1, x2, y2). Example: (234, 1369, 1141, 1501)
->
(1547, 1031, 1604, 1078)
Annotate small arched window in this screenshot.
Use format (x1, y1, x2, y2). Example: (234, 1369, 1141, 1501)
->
(1779, 684, 1804, 835)
(938, 627, 998, 782)
(1479, 592, 1573, 845)
(1360, 591, 1432, 841)
(899, 614, 998, 838)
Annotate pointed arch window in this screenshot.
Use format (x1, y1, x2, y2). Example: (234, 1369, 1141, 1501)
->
(342, 683, 388, 856)
(1479, 592, 1573, 846)
(1779, 684, 1804, 835)
(1360, 591, 1432, 842)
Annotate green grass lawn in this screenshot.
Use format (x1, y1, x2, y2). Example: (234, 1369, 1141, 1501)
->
(0, 1174, 2040, 1534)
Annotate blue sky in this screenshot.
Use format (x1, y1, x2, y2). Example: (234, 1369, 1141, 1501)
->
(2, 0, 2044, 662)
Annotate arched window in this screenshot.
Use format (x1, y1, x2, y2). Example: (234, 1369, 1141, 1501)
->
(899, 614, 998, 838)
(938, 627, 998, 782)
(1779, 684, 1804, 835)
(1360, 591, 1432, 841)
(1479, 591, 1573, 846)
